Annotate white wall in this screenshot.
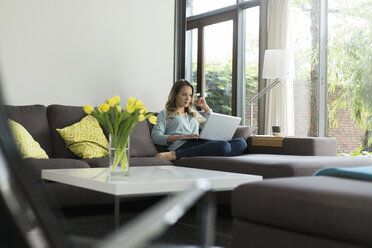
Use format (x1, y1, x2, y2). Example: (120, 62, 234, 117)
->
(0, 0, 174, 112)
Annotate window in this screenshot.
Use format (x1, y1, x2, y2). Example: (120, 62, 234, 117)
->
(244, 6, 259, 125)
(176, 0, 371, 154)
(185, 29, 198, 86)
(288, 0, 371, 153)
(186, 0, 236, 17)
(183, 0, 260, 118)
(327, 0, 372, 153)
(289, 0, 318, 137)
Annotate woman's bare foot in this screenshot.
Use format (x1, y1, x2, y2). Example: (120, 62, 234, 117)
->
(155, 151, 176, 161)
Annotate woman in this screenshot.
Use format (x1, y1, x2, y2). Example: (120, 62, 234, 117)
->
(151, 79, 247, 161)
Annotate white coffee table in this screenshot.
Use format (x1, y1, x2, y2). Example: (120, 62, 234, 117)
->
(42, 165, 262, 227)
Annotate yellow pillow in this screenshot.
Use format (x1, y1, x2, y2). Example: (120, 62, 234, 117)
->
(57, 115, 109, 158)
(8, 119, 49, 159)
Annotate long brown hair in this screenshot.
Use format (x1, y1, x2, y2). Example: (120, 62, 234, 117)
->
(165, 79, 200, 121)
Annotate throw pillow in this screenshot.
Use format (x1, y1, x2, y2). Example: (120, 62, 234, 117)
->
(130, 119, 160, 157)
(8, 119, 49, 159)
(232, 126, 258, 140)
(56, 115, 109, 158)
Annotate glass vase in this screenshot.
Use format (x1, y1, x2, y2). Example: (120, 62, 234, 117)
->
(109, 135, 130, 177)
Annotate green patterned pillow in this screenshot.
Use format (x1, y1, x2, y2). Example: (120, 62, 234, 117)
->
(8, 119, 49, 159)
(57, 115, 109, 158)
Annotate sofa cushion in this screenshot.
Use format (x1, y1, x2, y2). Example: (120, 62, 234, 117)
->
(83, 158, 109, 168)
(8, 119, 49, 159)
(130, 119, 159, 157)
(232, 219, 367, 248)
(5, 105, 53, 156)
(174, 154, 372, 178)
(25, 158, 90, 179)
(56, 115, 109, 158)
(232, 176, 372, 247)
(47, 105, 88, 158)
(48, 105, 158, 158)
(83, 157, 173, 168)
(130, 157, 173, 166)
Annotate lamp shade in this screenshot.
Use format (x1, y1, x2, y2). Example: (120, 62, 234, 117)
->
(262, 49, 294, 79)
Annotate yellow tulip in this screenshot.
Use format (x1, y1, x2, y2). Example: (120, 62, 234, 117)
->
(135, 100, 143, 109)
(125, 103, 135, 114)
(139, 106, 148, 114)
(138, 114, 145, 122)
(128, 97, 136, 105)
(108, 95, 120, 107)
(116, 105, 121, 113)
(83, 104, 94, 114)
(149, 116, 157, 125)
(100, 103, 110, 112)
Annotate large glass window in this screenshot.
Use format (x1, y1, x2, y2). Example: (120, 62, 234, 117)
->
(289, 0, 318, 137)
(185, 1, 260, 118)
(179, 0, 371, 154)
(244, 6, 259, 125)
(289, 0, 371, 153)
(186, 0, 236, 17)
(185, 29, 198, 87)
(327, 0, 372, 153)
(204, 21, 233, 115)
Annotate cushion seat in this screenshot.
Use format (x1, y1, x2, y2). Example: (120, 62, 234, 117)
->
(174, 154, 372, 178)
(83, 157, 173, 168)
(26, 158, 90, 179)
(232, 176, 372, 247)
(130, 157, 173, 166)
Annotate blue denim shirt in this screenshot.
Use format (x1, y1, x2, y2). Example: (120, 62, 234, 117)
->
(151, 110, 207, 151)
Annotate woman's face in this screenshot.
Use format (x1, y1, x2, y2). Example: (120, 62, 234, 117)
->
(175, 85, 193, 109)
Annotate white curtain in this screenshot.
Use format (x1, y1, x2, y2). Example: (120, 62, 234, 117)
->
(264, 0, 294, 136)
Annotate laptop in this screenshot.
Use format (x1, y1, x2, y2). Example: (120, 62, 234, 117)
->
(183, 112, 241, 141)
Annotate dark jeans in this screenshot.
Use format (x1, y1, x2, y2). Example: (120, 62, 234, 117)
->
(175, 138, 247, 159)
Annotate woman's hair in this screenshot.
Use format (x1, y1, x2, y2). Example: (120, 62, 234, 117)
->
(165, 79, 201, 122)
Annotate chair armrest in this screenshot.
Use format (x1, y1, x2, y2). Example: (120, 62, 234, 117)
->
(232, 126, 258, 141)
(247, 137, 337, 156)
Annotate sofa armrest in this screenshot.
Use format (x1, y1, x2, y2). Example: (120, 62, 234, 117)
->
(232, 126, 258, 141)
(247, 137, 337, 156)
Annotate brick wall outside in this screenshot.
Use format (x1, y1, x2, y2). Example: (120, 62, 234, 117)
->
(293, 80, 364, 153)
(327, 87, 365, 153)
(293, 80, 311, 137)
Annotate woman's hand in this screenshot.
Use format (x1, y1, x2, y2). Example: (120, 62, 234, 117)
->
(181, 134, 199, 139)
(166, 134, 199, 143)
(195, 97, 211, 112)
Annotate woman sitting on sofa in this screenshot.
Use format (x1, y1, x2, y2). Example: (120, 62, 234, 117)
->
(151, 79, 247, 161)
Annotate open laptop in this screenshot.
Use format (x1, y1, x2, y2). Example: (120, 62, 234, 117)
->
(183, 112, 241, 141)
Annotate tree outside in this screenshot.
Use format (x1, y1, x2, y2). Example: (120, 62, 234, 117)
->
(191, 60, 258, 116)
(291, 0, 371, 154)
(327, 0, 372, 152)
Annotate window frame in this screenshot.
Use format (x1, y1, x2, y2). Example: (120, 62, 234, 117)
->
(174, 0, 328, 136)
(175, 0, 260, 119)
(187, 10, 237, 115)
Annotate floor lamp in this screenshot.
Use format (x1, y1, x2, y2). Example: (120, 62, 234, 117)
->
(249, 49, 295, 126)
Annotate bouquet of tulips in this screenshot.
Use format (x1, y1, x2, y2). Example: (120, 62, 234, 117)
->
(83, 96, 157, 173)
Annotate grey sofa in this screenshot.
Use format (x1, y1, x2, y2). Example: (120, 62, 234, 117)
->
(232, 175, 372, 248)
(4, 104, 372, 208)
